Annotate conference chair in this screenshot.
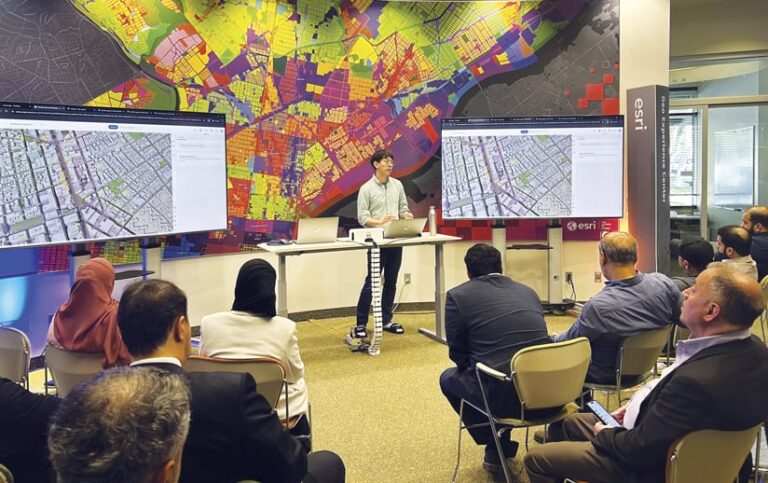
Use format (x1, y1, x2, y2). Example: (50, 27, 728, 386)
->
(0, 463, 13, 483)
(183, 355, 288, 410)
(452, 337, 591, 483)
(44, 344, 103, 397)
(587, 325, 673, 410)
(666, 424, 761, 483)
(0, 326, 31, 389)
(759, 275, 768, 342)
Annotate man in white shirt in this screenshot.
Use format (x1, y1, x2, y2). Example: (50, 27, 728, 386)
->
(353, 150, 413, 338)
(524, 265, 768, 483)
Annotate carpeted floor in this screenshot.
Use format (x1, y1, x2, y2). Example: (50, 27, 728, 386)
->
(297, 311, 578, 483)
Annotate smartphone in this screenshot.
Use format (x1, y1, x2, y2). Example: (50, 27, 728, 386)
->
(586, 400, 623, 428)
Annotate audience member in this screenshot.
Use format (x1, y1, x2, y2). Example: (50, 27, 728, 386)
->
(669, 237, 714, 290)
(524, 265, 768, 483)
(709, 225, 757, 279)
(117, 279, 345, 483)
(0, 377, 59, 483)
(742, 205, 768, 280)
(201, 259, 311, 445)
(553, 232, 682, 383)
(48, 367, 190, 483)
(48, 257, 131, 368)
(440, 244, 553, 477)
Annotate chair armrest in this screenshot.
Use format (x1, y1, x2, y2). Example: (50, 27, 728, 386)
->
(476, 362, 508, 381)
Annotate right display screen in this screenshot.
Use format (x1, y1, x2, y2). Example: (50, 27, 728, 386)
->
(441, 115, 624, 219)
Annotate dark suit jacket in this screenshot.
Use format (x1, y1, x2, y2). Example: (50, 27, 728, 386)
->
(140, 363, 307, 483)
(592, 336, 768, 482)
(0, 377, 60, 483)
(445, 274, 551, 373)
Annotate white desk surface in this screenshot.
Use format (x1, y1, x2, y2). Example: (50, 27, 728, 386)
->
(257, 233, 460, 255)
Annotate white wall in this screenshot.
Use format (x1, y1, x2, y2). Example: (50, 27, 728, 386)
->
(160, 239, 606, 325)
(671, 0, 768, 58)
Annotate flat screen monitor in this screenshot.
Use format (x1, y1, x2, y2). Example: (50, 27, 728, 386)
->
(441, 115, 624, 219)
(0, 102, 227, 248)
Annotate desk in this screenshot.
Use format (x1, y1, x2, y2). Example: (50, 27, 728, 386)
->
(258, 234, 460, 344)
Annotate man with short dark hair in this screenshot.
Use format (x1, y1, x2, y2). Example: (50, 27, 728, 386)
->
(710, 225, 757, 279)
(353, 149, 413, 338)
(48, 367, 190, 483)
(117, 279, 345, 483)
(742, 205, 768, 280)
(440, 243, 552, 477)
(670, 237, 714, 290)
(525, 265, 768, 483)
(553, 232, 682, 383)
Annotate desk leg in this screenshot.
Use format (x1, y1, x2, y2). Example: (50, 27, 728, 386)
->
(419, 242, 447, 344)
(277, 254, 288, 318)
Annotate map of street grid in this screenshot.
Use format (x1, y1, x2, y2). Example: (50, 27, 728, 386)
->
(0, 129, 173, 246)
(442, 135, 572, 218)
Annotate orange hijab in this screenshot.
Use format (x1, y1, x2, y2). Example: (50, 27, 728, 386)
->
(53, 258, 132, 368)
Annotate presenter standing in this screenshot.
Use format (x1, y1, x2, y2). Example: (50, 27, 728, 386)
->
(353, 150, 413, 339)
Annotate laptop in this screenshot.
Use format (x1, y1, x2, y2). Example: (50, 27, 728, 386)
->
(295, 217, 339, 244)
(383, 218, 427, 238)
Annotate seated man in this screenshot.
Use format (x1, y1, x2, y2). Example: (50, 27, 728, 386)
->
(48, 367, 190, 483)
(553, 232, 682, 383)
(117, 279, 345, 483)
(710, 224, 758, 279)
(440, 244, 553, 477)
(742, 205, 768, 280)
(1, 377, 60, 483)
(669, 237, 714, 291)
(524, 265, 768, 483)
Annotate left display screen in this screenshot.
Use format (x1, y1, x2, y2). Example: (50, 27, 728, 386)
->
(0, 102, 227, 248)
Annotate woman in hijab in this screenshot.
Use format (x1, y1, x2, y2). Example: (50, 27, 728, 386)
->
(200, 258, 310, 444)
(47, 257, 131, 368)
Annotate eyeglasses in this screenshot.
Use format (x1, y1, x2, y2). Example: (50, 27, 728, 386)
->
(376, 158, 395, 166)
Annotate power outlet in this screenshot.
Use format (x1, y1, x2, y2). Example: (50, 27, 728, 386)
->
(404, 273, 411, 284)
(565, 271, 573, 284)
(594, 271, 603, 283)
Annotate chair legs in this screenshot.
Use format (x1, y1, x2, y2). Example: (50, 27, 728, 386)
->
(452, 400, 466, 483)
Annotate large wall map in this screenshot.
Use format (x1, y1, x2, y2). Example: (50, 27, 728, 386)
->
(0, 0, 618, 270)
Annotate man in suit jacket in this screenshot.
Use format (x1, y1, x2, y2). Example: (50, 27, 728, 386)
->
(117, 279, 345, 483)
(0, 377, 59, 483)
(440, 244, 553, 477)
(524, 264, 768, 483)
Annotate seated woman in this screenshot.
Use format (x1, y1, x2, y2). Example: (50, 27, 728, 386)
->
(47, 257, 131, 368)
(200, 259, 310, 442)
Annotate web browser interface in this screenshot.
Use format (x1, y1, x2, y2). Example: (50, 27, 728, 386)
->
(441, 115, 624, 219)
(0, 102, 227, 248)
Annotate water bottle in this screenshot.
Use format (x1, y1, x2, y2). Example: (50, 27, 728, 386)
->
(428, 206, 437, 236)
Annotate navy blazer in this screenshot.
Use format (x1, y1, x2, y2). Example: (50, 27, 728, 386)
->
(592, 336, 768, 482)
(141, 363, 307, 483)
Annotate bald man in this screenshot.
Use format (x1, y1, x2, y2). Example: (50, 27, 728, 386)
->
(553, 232, 682, 383)
(742, 205, 768, 281)
(526, 265, 768, 483)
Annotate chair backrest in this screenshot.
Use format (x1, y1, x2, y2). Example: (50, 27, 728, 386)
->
(620, 325, 673, 376)
(45, 344, 103, 397)
(511, 337, 591, 410)
(0, 327, 30, 386)
(184, 355, 287, 408)
(0, 462, 13, 483)
(666, 424, 761, 483)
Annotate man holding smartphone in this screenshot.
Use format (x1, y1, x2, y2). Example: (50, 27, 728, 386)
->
(524, 265, 768, 483)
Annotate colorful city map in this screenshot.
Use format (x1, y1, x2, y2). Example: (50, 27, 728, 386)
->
(0, 0, 619, 267)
